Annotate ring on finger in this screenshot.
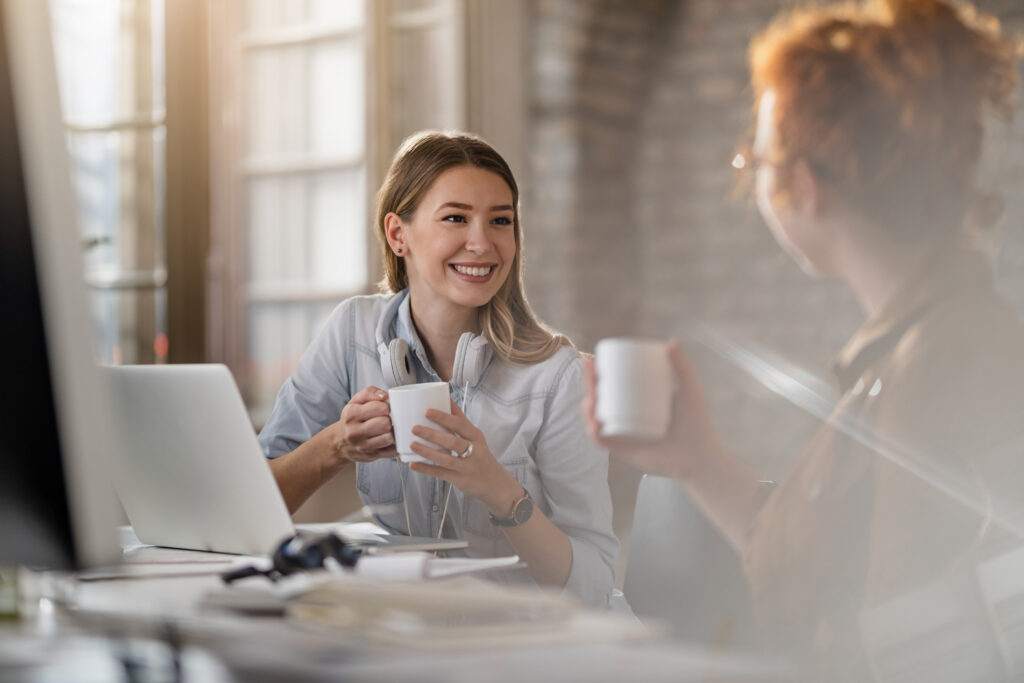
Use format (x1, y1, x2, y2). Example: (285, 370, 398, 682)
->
(457, 441, 474, 459)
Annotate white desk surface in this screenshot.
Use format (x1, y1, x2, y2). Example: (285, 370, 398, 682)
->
(2, 531, 789, 683)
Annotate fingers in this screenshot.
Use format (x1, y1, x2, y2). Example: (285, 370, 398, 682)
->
(411, 423, 463, 455)
(342, 417, 393, 448)
(408, 460, 456, 484)
(348, 385, 388, 405)
(360, 431, 396, 453)
(667, 339, 698, 384)
(339, 386, 396, 459)
(425, 404, 482, 442)
(341, 391, 390, 424)
(409, 440, 462, 470)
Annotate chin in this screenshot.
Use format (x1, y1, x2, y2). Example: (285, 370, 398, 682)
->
(444, 287, 496, 310)
(448, 274, 510, 309)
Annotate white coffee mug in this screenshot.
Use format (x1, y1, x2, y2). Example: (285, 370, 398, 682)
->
(389, 381, 452, 463)
(595, 337, 675, 440)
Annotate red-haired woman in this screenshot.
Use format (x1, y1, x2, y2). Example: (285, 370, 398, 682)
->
(585, 0, 1024, 676)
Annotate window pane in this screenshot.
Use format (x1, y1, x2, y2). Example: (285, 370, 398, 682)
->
(309, 0, 363, 27)
(49, 0, 163, 123)
(245, 0, 364, 31)
(309, 41, 364, 158)
(68, 128, 165, 276)
(149, 0, 166, 114)
(245, 170, 367, 291)
(395, 0, 440, 12)
(245, 301, 338, 415)
(392, 22, 462, 132)
(246, 41, 364, 160)
(49, 0, 120, 123)
(90, 288, 167, 365)
(246, 48, 297, 158)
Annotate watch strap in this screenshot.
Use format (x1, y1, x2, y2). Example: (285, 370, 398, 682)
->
(489, 487, 532, 527)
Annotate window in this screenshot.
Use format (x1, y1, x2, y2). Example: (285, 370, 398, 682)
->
(49, 0, 167, 366)
(209, 0, 372, 423)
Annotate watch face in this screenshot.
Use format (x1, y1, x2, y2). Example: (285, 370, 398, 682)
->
(514, 496, 534, 525)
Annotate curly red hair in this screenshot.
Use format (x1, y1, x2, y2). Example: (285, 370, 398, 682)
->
(749, 0, 1020, 239)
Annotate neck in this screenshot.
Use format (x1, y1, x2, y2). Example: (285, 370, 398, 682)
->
(407, 289, 480, 382)
(834, 219, 939, 316)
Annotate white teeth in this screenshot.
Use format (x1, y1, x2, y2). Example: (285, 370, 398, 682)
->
(453, 265, 492, 277)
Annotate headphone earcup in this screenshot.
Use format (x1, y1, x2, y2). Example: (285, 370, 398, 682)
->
(380, 338, 415, 388)
(451, 333, 490, 387)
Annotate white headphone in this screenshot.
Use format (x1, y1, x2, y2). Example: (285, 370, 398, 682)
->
(375, 292, 492, 389)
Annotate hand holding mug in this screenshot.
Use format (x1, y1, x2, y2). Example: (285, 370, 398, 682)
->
(408, 400, 523, 516)
(335, 385, 397, 463)
(583, 339, 725, 481)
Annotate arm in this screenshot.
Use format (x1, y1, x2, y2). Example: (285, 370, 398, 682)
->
(582, 340, 766, 555)
(258, 300, 395, 513)
(269, 385, 397, 513)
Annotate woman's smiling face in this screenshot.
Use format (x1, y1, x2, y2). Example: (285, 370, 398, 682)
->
(388, 165, 517, 315)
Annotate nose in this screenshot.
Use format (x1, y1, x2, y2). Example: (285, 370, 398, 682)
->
(464, 218, 490, 255)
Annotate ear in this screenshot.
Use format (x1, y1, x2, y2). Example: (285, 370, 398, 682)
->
(384, 212, 406, 255)
(791, 158, 823, 218)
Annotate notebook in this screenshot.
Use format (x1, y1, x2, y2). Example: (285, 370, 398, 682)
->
(102, 364, 467, 557)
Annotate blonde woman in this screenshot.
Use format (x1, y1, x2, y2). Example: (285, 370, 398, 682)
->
(260, 131, 617, 607)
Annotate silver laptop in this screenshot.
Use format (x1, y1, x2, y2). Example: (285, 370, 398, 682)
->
(103, 364, 467, 556)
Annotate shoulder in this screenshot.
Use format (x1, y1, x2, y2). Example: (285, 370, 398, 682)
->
(321, 293, 394, 337)
(334, 292, 393, 319)
(540, 345, 586, 387)
(878, 287, 1024, 444)
(896, 287, 1024, 383)
(480, 345, 584, 403)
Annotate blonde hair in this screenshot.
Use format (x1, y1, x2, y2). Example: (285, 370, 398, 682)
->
(375, 131, 572, 365)
(749, 0, 1021, 239)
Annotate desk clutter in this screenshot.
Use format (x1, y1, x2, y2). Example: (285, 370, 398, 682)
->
(198, 528, 656, 650)
(2, 530, 788, 682)
(83, 525, 658, 651)
(202, 571, 656, 651)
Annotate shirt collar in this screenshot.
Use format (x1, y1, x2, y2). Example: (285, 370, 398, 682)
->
(393, 289, 439, 380)
(830, 247, 995, 393)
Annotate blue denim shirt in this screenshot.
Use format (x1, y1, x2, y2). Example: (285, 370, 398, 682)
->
(258, 290, 618, 607)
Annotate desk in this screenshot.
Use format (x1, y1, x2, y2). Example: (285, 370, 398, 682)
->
(3, 533, 789, 682)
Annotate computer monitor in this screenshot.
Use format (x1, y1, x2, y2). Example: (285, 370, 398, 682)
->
(0, 0, 121, 570)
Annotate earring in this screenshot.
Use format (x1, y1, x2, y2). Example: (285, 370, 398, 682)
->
(395, 247, 405, 256)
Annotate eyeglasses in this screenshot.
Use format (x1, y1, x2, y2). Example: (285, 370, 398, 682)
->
(731, 151, 771, 173)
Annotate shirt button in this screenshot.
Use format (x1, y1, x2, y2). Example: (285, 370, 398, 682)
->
(432, 504, 439, 512)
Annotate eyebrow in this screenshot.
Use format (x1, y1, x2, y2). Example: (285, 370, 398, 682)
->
(436, 202, 514, 212)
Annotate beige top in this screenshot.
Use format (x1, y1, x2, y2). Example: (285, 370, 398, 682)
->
(744, 247, 1024, 675)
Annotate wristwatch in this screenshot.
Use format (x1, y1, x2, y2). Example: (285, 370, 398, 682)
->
(489, 487, 534, 527)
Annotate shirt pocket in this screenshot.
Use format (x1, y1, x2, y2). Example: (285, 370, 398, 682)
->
(355, 459, 404, 505)
(463, 456, 544, 537)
